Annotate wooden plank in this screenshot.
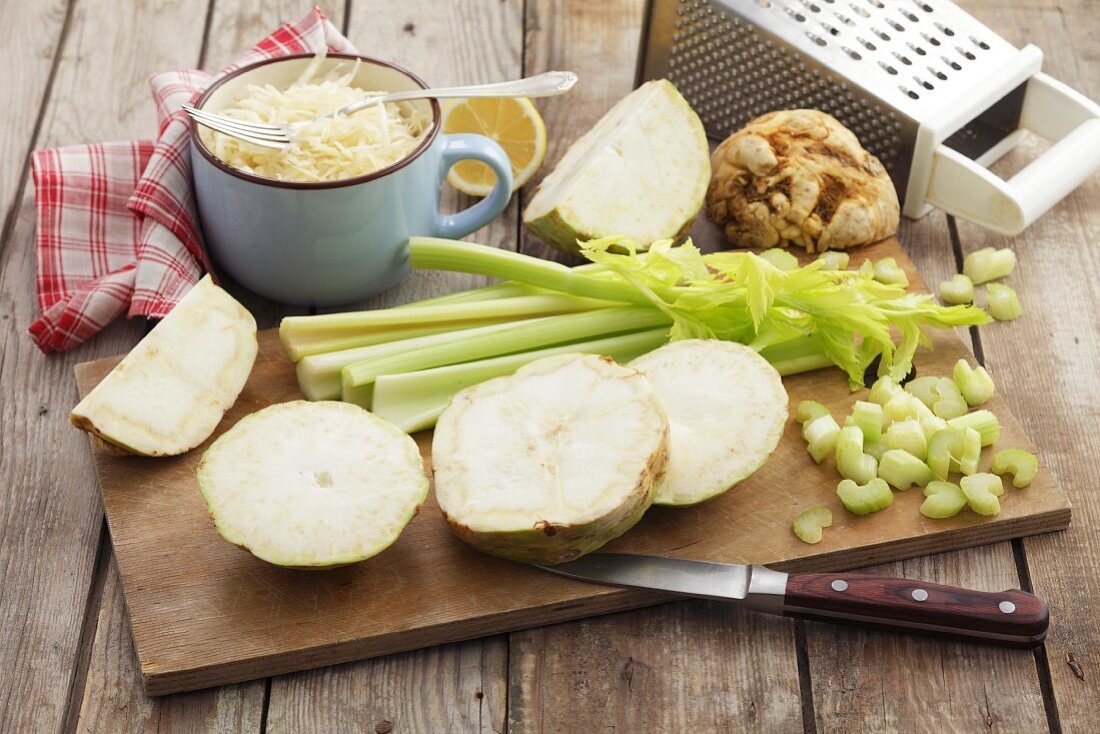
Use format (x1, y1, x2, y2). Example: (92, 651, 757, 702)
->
(803, 216, 1048, 733)
(950, 2, 1100, 729)
(68, 239, 1069, 696)
(0, 0, 68, 235)
(76, 556, 266, 733)
(263, 1, 520, 730)
(0, 0, 222, 731)
(70, 1, 348, 729)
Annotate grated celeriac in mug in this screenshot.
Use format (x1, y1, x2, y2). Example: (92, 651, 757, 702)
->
(199, 56, 430, 182)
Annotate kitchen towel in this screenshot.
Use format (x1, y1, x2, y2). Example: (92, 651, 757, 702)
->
(28, 6, 357, 352)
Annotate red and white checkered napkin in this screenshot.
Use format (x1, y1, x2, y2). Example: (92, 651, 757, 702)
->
(28, 6, 358, 352)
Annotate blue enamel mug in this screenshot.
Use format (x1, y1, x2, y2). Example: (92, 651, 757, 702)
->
(189, 54, 513, 307)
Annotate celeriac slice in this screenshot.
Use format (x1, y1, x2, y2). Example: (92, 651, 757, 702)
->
(630, 339, 788, 506)
(71, 275, 257, 456)
(433, 354, 669, 564)
(198, 401, 428, 568)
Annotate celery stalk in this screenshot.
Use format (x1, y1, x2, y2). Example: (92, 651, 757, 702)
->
(921, 480, 967, 519)
(760, 248, 799, 271)
(792, 507, 833, 544)
(960, 473, 1004, 516)
(845, 400, 884, 443)
(963, 247, 1016, 284)
(836, 478, 894, 515)
(836, 426, 878, 484)
(797, 400, 831, 424)
(392, 282, 537, 308)
(284, 320, 513, 361)
(885, 418, 927, 460)
(341, 306, 672, 407)
(987, 283, 1022, 321)
(371, 328, 670, 433)
(803, 415, 841, 464)
(947, 410, 1000, 446)
(280, 293, 614, 359)
(873, 257, 909, 287)
(991, 449, 1038, 488)
(939, 274, 974, 305)
(878, 449, 933, 489)
(817, 251, 850, 270)
(953, 359, 995, 406)
(758, 336, 834, 376)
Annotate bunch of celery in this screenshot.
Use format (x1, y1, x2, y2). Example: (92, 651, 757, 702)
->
(279, 236, 990, 433)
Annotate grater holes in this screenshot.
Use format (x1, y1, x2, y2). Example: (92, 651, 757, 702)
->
(914, 1, 933, 11)
(906, 42, 927, 56)
(899, 86, 920, 100)
(806, 31, 828, 46)
(879, 61, 898, 75)
(833, 11, 855, 26)
(865, 0, 884, 7)
(935, 22, 955, 36)
(785, 7, 808, 22)
(921, 32, 941, 46)
(957, 46, 976, 60)
(886, 19, 904, 32)
(850, 3, 870, 18)
(927, 65, 947, 80)
(842, 46, 862, 60)
(893, 52, 912, 65)
(900, 9, 919, 22)
(857, 37, 876, 51)
(914, 75, 934, 90)
(798, 0, 822, 12)
(970, 35, 990, 50)
(872, 27, 891, 41)
(941, 55, 962, 71)
(820, 21, 840, 36)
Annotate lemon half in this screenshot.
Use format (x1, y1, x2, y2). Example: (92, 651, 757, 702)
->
(442, 97, 547, 196)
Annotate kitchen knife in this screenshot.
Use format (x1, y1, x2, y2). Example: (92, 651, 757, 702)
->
(536, 553, 1048, 647)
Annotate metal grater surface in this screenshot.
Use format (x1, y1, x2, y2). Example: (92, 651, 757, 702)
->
(646, 0, 1022, 191)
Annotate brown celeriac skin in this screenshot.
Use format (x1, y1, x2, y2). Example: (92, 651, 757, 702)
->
(706, 109, 900, 253)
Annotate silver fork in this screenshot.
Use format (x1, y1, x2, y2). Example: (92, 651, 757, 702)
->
(183, 70, 577, 149)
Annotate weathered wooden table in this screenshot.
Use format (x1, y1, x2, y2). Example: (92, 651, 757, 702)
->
(2, 1, 1096, 731)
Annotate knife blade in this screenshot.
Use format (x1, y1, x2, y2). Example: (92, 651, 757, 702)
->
(536, 553, 1048, 647)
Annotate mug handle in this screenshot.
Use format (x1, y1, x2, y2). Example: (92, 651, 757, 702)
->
(433, 133, 514, 239)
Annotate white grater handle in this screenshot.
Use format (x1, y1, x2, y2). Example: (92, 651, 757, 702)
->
(925, 73, 1100, 235)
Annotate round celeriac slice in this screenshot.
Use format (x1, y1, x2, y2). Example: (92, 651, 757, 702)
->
(197, 401, 428, 568)
(630, 340, 788, 506)
(433, 353, 669, 565)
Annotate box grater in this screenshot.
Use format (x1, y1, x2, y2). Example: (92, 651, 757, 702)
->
(637, 0, 1100, 235)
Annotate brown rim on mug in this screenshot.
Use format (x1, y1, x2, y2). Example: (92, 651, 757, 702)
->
(190, 53, 442, 190)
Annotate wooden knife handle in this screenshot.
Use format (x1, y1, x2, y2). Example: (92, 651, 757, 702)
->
(782, 573, 1048, 648)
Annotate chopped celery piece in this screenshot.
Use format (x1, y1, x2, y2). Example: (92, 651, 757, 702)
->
(836, 478, 894, 515)
(963, 247, 1016, 285)
(953, 359, 995, 406)
(987, 283, 1022, 321)
(947, 409, 1000, 447)
(340, 306, 672, 406)
(991, 449, 1038, 488)
(803, 415, 842, 464)
(932, 378, 968, 420)
(920, 414, 947, 442)
(878, 449, 933, 490)
(873, 257, 909, 287)
(958, 427, 982, 476)
(885, 418, 927, 461)
(865, 439, 887, 462)
(868, 376, 902, 406)
(797, 400, 831, 424)
(939, 274, 974, 305)
(960, 473, 1004, 516)
(817, 251, 850, 270)
(792, 507, 833, 544)
(760, 248, 799, 271)
(845, 400, 884, 443)
(921, 481, 967, 519)
(905, 376, 940, 409)
(836, 426, 878, 484)
(372, 329, 669, 433)
(883, 392, 918, 423)
(927, 428, 964, 480)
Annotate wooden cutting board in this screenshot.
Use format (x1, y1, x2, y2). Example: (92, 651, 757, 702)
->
(74, 239, 1071, 695)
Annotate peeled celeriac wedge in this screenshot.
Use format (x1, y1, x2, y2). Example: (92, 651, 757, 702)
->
(630, 340, 788, 506)
(433, 354, 669, 564)
(71, 276, 257, 456)
(198, 401, 428, 568)
(522, 79, 710, 254)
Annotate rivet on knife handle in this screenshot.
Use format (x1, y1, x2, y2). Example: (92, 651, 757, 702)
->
(779, 573, 1049, 648)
